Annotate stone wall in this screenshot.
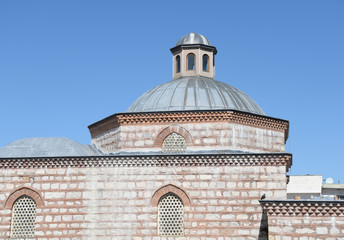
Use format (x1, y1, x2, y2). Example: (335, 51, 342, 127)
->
(261, 201, 344, 240)
(92, 122, 285, 154)
(0, 155, 289, 239)
(88, 110, 289, 154)
(91, 126, 120, 153)
(267, 216, 344, 240)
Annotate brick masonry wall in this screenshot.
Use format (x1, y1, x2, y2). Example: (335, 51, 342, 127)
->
(91, 126, 120, 152)
(92, 122, 285, 154)
(267, 216, 344, 240)
(0, 164, 287, 239)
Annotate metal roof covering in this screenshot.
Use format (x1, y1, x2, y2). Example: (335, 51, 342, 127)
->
(176, 32, 211, 46)
(0, 137, 100, 157)
(127, 76, 265, 115)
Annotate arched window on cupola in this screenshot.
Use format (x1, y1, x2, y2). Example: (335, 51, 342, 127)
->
(162, 132, 186, 153)
(10, 195, 37, 238)
(187, 53, 195, 70)
(203, 54, 209, 72)
(176, 55, 181, 73)
(158, 193, 184, 236)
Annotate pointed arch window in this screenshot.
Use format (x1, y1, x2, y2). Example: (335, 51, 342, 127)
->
(176, 55, 181, 73)
(203, 54, 209, 72)
(158, 193, 184, 236)
(10, 195, 37, 238)
(162, 132, 186, 153)
(187, 53, 195, 70)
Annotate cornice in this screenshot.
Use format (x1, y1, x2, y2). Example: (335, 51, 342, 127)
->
(0, 153, 292, 170)
(170, 44, 217, 54)
(89, 116, 120, 138)
(95, 110, 289, 132)
(261, 200, 344, 217)
(88, 110, 289, 142)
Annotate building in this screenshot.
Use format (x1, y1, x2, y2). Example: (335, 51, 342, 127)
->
(287, 175, 344, 200)
(0, 33, 343, 240)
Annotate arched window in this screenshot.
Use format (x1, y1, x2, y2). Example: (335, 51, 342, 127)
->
(162, 132, 186, 153)
(10, 195, 37, 238)
(158, 193, 184, 236)
(202, 54, 209, 72)
(187, 53, 195, 71)
(176, 55, 181, 73)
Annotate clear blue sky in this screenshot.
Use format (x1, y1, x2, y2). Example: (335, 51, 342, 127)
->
(1, 1, 343, 182)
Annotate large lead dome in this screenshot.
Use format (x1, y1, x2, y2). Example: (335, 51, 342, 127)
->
(127, 76, 265, 115)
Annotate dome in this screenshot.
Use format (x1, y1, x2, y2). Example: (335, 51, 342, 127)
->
(176, 32, 211, 46)
(127, 76, 265, 115)
(0, 137, 100, 157)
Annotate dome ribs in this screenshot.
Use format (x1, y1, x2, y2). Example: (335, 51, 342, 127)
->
(126, 76, 266, 115)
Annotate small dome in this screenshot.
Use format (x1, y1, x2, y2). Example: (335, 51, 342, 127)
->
(176, 32, 211, 46)
(127, 76, 265, 115)
(0, 137, 100, 157)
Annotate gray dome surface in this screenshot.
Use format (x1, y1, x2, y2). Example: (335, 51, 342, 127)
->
(176, 32, 211, 46)
(127, 76, 265, 115)
(0, 137, 100, 158)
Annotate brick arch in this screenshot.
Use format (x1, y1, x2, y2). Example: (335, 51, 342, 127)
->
(154, 125, 192, 147)
(4, 187, 44, 209)
(151, 184, 191, 206)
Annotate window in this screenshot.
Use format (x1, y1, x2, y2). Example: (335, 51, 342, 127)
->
(176, 55, 181, 73)
(202, 54, 209, 72)
(158, 193, 184, 236)
(162, 132, 186, 153)
(187, 53, 195, 70)
(10, 195, 37, 238)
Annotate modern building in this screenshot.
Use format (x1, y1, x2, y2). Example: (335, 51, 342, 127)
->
(287, 175, 344, 200)
(0, 33, 343, 240)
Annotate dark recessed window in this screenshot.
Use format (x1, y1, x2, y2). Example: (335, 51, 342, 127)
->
(187, 53, 195, 71)
(176, 55, 181, 73)
(203, 54, 209, 72)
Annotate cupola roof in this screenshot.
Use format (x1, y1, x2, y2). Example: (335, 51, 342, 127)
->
(176, 32, 211, 46)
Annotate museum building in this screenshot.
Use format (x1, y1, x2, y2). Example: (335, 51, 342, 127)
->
(0, 33, 343, 240)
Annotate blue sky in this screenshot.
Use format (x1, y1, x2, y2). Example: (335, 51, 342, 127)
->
(1, 1, 343, 182)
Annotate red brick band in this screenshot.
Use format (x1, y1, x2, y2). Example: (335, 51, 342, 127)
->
(4, 187, 44, 209)
(151, 184, 191, 206)
(154, 125, 192, 147)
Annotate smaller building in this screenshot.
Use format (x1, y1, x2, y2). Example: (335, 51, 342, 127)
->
(287, 175, 344, 200)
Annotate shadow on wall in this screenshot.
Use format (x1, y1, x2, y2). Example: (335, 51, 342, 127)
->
(258, 210, 268, 240)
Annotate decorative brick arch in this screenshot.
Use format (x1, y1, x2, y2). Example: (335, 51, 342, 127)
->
(4, 187, 44, 209)
(154, 125, 192, 147)
(151, 184, 191, 206)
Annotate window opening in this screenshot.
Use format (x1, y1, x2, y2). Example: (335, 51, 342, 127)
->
(162, 132, 186, 153)
(176, 55, 181, 73)
(158, 193, 184, 236)
(203, 54, 209, 72)
(10, 195, 37, 238)
(187, 53, 195, 70)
